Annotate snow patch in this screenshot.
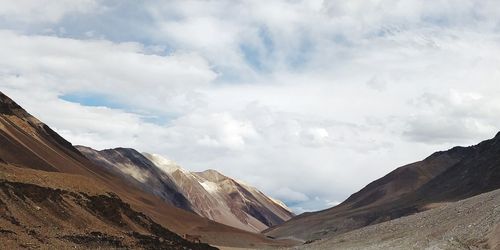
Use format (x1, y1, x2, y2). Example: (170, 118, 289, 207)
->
(200, 181, 220, 194)
(143, 153, 186, 174)
(270, 197, 293, 213)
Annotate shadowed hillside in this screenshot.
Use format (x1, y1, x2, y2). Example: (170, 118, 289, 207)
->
(266, 133, 500, 243)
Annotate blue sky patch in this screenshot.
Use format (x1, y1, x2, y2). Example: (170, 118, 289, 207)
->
(60, 92, 128, 110)
(60, 92, 176, 125)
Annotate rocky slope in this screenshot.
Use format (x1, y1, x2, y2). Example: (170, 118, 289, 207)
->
(0, 91, 294, 249)
(0, 163, 215, 249)
(146, 153, 294, 232)
(76, 147, 193, 212)
(77, 148, 294, 232)
(294, 187, 500, 250)
(266, 133, 500, 242)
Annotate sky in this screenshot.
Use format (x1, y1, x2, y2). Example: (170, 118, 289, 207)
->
(1, 0, 500, 213)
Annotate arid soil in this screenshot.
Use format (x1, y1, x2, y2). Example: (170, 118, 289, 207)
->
(293, 188, 500, 250)
(0, 164, 215, 249)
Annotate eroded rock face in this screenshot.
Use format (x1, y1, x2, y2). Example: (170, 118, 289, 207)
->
(144, 153, 295, 232)
(80, 149, 295, 232)
(195, 169, 293, 228)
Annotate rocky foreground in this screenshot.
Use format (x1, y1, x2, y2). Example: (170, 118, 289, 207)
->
(0, 164, 216, 249)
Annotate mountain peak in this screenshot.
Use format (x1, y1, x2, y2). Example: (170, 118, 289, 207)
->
(196, 169, 228, 183)
(143, 153, 185, 174)
(0, 91, 16, 104)
(494, 131, 500, 139)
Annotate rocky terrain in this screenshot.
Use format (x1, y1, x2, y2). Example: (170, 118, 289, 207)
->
(77, 148, 294, 232)
(76, 146, 193, 212)
(266, 134, 500, 242)
(294, 187, 500, 250)
(192, 168, 293, 231)
(0, 163, 215, 249)
(146, 153, 293, 232)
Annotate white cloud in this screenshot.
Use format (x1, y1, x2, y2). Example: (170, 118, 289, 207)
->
(403, 90, 500, 144)
(366, 76, 388, 91)
(326, 200, 341, 207)
(300, 127, 330, 147)
(275, 187, 309, 202)
(164, 112, 258, 150)
(3, 0, 500, 212)
(0, 30, 217, 114)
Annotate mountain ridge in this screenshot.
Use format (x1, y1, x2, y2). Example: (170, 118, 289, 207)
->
(75, 146, 194, 212)
(266, 132, 500, 242)
(77, 148, 294, 232)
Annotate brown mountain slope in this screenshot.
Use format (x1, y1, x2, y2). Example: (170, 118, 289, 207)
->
(0, 91, 294, 248)
(266, 135, 500, 242)
(0, 163, 215, 249)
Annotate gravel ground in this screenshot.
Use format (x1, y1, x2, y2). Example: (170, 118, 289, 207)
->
(292, 188, 500, 250)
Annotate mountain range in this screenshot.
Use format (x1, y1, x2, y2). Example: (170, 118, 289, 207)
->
(77, 147, 293, 232)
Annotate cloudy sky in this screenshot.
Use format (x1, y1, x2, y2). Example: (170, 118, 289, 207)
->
(2, 0, 500, 213)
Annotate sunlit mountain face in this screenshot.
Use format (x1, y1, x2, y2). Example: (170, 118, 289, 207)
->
(77, 146, 294, 232)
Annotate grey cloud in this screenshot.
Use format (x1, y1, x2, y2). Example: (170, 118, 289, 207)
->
(403, 116, 486, 144)
(366, 76, 388, 91)
(403, 92, 499, 144)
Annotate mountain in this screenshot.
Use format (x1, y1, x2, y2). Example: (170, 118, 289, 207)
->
(265, 133, 500, 242)
(0, 163, 215, 250)
(0, 91, 295, 249)
(77, 147, 294, 232)
(145, 153, 294, 232)
(297, 187, 500, 250)
(76, 146, 193, 212)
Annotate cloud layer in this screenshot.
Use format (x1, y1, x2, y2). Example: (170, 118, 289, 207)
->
(2, 0, 500, 212)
